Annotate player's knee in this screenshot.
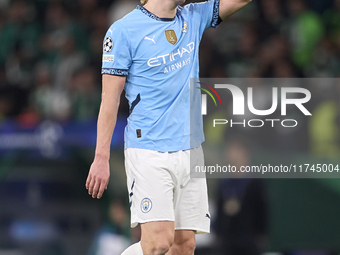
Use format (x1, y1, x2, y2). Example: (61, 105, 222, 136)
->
(142, 231, 174, 255)
(153, 242, 172, 255)
(144, 239, 173, 255)
(157, 233, 174, 254)
(141, 222, 175, 255)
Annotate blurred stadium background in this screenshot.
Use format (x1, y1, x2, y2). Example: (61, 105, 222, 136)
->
(0, 0, 340, 254)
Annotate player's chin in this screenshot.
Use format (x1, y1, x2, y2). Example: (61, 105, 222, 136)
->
(177, 0, 186, 4)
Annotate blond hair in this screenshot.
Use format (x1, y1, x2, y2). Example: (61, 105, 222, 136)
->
(140, 0, 148, 4)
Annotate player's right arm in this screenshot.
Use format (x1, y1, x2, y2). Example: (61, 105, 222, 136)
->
(86, 74, 125, 199)
(86, 21, 131, 199)
(191, 0, 251, 35)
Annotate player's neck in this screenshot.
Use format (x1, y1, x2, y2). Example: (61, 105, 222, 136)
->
(143, 0, 178, 19)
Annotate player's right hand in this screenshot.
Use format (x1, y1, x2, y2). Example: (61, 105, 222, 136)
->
(86, 157, 110, 199)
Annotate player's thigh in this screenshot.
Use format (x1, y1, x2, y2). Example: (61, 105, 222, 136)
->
(174, 176, 210, 233)
(125, 148, 176, 226)
(174, 146, 210, 234)
(140, 221, 175, 252)
(174, 230, 195, 247)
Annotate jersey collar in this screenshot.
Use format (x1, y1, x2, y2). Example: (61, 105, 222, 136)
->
(137, 5, 176, 22)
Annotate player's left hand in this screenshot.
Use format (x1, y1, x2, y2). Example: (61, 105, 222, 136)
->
(86, 157, 110, 199)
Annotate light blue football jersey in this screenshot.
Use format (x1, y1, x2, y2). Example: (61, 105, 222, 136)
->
(102, 0, 221, 152)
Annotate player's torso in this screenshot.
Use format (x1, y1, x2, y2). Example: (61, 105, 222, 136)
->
(118, 6, 204, 152)
(123, 6, 199, 96)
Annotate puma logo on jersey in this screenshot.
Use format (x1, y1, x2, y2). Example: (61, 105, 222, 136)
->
(109, 28, 115, 35)
(144, 35, 156, 44)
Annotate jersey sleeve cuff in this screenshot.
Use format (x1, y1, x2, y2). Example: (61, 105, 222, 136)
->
(212, 0, 222, 28)
(102, 68, 129, 76)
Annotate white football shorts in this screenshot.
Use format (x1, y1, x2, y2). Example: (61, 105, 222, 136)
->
(124, 145, 210, 234)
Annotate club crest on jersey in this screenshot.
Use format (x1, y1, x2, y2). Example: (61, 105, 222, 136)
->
(141, 198, 152, 213)
(182, 21, 188, 33)
(165, 30, 177, 45)
(103, 37, 113, 53)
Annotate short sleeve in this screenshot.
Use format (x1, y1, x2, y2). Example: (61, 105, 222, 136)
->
(101, 22, 132, 76)
(192, 0, 221, 34)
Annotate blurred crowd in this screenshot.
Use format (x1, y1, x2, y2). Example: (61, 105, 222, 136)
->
(0, 0, 136, 122)
(0, 0, 339, 123)
(201, 0, 340, 78)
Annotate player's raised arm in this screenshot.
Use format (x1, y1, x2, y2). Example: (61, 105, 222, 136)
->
(86, 74, 125, 199)
(219, 0, 252, 20)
